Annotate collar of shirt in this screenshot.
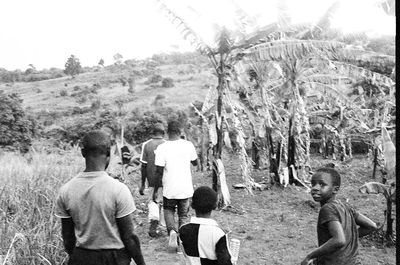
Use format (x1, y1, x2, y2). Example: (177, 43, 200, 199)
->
(78, 171, 108, 178)
(190, 217, 219, 226)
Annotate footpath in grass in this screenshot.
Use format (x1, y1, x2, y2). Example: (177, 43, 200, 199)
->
(128, 154, 395, 265)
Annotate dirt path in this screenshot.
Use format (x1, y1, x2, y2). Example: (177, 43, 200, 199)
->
(127, 155, 395, 265)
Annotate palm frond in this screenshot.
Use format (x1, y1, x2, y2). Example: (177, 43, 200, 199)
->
(155, 0, 213, 56)
(333, 62, 394, 88)
(246, 40, 346, 62)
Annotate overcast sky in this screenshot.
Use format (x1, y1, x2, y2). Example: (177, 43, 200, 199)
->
(0, 0, 395, 70)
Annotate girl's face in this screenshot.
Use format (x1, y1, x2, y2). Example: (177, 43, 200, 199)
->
(311, 172, 338, 204)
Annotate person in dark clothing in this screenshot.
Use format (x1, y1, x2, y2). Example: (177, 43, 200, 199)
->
(139, 123, 166, 237)
(301, 167, 377, 265)
(179, 186, 232, 265)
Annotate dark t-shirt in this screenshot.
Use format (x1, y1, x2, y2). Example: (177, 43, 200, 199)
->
(140, 137, 165, 187)
(316, 199, 361, 265)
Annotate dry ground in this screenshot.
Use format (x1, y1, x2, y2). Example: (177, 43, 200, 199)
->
(126, 154, 395, 265)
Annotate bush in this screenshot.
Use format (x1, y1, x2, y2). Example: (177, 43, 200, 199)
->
(161, 77, 174, 88)
(147, 74, 163, 84)
(125, 111, 165, 144)
(76, 96, 87, 103)
(90, 98, 101, 111)
(0, 93, 37, 152)
(60, 89, 68, 97)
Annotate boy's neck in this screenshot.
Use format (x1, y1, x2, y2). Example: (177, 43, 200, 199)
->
(168, 134, 181, 141)
(320, 194, 337, 206)
(84, 158, 107, 172)
(196, 212, 212, 219)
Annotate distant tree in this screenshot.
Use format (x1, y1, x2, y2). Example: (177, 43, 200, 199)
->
(0, 93, 37, 152)
(161, 77, 174, 88)
(98, 58, 105, 67)
(64, 55, 82, 78)
(113, 53, 123, 65)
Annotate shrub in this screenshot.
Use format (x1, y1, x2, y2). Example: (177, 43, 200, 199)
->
(125, 111, 165, 144)
(147, 74, 162, 84)
(161, 77, 174, 88)
(73, 85, 80, 91)
(60, 89, 68, 97)
(0, 93, 37, 152)
(90, 98, 101, 111)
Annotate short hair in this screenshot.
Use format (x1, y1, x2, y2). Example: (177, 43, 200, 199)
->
(315, 167, 341, 187)
(191, 186, 218, 214)
(152, 123, 165, 135)
(81, 130, 111, 157)
(167, 120, 181, 135)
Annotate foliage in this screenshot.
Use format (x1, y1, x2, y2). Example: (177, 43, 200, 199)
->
(125, 111, 165, 144)
(147, 74, 163, 84)
(161, 77, 174, 88)
(64, 55, 82, 78)
(0, 93, 37, 152)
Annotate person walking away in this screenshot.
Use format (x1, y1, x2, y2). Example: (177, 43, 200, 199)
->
(55, 130, 146, 265)
(139, 123, 166, 237)
(153, 120, 198, 252)
(179, 186, 232, 265)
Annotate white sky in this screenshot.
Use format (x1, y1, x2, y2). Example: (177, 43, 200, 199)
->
(0, 0, 395, 70)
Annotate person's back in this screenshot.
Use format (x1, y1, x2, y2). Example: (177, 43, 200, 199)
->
(316, 199, 360, 265)
(302, 167, 377, 265)
(179, 186, 232, 265)
(156, 139, 196, 198)
(57, 171, 134, 249)
(55, 130, 145, 265)
(140, 137, 165, 187)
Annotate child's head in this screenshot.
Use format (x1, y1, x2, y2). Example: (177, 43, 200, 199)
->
(310, 167, 341, 204)
(191, 186, 218, 215)
(81, 130, 111, 158)
(167, 120, 181, 136)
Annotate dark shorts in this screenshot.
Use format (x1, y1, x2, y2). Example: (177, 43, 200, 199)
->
(68, 247, 131, 265)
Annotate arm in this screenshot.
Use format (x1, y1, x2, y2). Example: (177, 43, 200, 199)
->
(215, 235, 233, 265)
(116, 214, 146, 265)
(355, 213, 377, 237)
(301, 221, 346, 265)
(153, 166, 164, 202)
(139, 163, 147, 195)
(61, 218, 76, 255)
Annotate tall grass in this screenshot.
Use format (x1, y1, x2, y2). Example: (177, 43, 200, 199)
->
(0, 148, 83, 264)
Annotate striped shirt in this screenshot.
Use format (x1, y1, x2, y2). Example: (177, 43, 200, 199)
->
(179, 217, 232, 265)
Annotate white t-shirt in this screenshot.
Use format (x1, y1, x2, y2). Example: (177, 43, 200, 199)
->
(55, 171, 136, 249)
(154, 139, 198, 199)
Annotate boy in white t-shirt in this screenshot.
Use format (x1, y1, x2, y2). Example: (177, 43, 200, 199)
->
(153, 120, 198, 251)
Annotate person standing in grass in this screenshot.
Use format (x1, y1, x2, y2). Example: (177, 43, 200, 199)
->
(179, 186, 233, 265)
(153, 120, 198, 251)
(138, 123, 166, 237)
(301, 167, 377, 265)
(55, 130, 146, 265)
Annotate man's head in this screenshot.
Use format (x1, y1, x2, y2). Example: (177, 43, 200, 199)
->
(191, 186, 218, 215)
(311, 167, 341, 204)
(81, 130, 111, 168)
(152, 123, 165, 137)
(167, 120, 181, 136)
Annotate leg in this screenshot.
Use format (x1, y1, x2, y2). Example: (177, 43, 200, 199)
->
(177, 198, 190, 229)
(163, 197, 177, 234)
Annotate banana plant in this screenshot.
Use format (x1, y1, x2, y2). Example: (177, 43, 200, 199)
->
(359, 181, 396, 240)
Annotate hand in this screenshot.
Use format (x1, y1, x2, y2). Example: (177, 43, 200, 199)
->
(139, 185, 145, 196)
(301, 256, 313, 265)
